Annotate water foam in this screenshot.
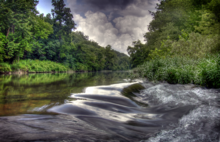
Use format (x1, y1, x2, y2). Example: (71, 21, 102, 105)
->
(139, 83, 220, 142)
(140, 84, 219, 106)
(145, 106, 220, 142)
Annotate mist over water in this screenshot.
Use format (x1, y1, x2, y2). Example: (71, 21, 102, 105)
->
(0, 72, 220, 141)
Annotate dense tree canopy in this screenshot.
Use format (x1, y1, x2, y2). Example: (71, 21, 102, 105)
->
(0, 0, 130, 71)
(128, 0, 220, 67)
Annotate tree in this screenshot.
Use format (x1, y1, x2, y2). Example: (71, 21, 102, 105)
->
(104, 45, 117, 70)
(0, 0, 42, 62)
(127, 40, 148, 67)
(51, 0, 76, 62)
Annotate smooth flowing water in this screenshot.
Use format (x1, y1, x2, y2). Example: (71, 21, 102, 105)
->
(0, 72, 220, 142)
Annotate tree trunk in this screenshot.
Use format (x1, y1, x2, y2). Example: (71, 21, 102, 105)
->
(6, 27, 10, 38)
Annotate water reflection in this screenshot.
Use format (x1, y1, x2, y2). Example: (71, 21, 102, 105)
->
(0, 72, 130, 116)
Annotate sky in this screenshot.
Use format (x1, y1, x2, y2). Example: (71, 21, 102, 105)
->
(37, 0, 157, 54)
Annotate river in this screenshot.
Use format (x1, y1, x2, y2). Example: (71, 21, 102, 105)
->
(0, 72, 220, 142)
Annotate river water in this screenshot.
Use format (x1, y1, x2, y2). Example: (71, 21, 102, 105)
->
(0, 72, 220, 142)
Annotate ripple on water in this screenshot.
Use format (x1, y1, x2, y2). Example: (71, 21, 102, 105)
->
(1, 82, 220, 141)
(47, 83, 199, 141)
(139, 83, 220, 142)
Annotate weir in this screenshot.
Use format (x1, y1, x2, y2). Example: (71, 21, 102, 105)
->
(0, 72, 220, 141)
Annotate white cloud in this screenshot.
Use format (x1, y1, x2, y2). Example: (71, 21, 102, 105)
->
(67, 0, 157, 54)
(74, 11, 119, 47)
(114, 15, 152, 41)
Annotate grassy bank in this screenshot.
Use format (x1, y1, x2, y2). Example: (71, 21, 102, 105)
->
(133, 55, 220, 88)
(0, 60, 70, 73)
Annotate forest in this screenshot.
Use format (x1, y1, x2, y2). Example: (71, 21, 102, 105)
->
(128, 0, 220, 88)
(0, 0, 130, 73)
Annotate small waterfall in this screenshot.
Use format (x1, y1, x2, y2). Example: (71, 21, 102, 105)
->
(1, 80, 220, 141)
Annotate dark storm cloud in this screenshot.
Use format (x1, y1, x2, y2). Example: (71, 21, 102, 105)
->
(67, 0, 156, 18)
(66, 0, 158, 54)
(67, 0, 134, 19)
(80, 0, 134, 10)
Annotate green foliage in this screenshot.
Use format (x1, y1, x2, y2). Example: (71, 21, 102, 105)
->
(148, 39, 172, 60)
(135, 56, 198, 83)
(0, 0, 130, 72)
(124, 0, 220, 88)
(194, 10, 220, 35)
(104, 45, 117, 70)
(68, 33, 130, 71)
(30, 14, 53, 39)
(133, 55, 220, 87)
(148, 32, 220, 60)
(0, 63, 11, 72)
(171, 33, 220, 58)
(199, 56, 220, 88)
(10, 60, 69, 72)
(0, 33, 6, 62)
(0, 0, 52, 62)
(206, 0, 220, 21)
(127, 40, 149, 68)
(74, 62, 88, 72)
(128, 0, 220, 69)
(166, 66, 194, 84)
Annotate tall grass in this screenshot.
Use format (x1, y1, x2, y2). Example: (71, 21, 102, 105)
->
(133, 55, 220, 88)
(0, 60, 70, 73)
(0, 63, 12, 72)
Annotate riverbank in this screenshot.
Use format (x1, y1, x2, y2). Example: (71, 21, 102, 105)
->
(132, 55, 220, 88)
(0, 60, 71, 75)
(0, 70, 75, 75)
(0, 60, 131, 75)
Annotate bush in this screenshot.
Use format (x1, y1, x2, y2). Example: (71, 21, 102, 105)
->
(148, 33, 220, 60)
(177, 68, 194, 84)
(201, 67, 220, 88)
(171, 33, 220, 59)
(134, 55, 220, 88)
(199, 56, 220, 88)
(166, 68, 178, 84)
(3, 60, 69, 73)
(75, 63, 88, 72)
(0, 63, 11, 72)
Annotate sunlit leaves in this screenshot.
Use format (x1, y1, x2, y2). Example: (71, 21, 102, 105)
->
(31, 14, 53, 39)
(194, 10, 220, 35)
(0, 0, 52, 62)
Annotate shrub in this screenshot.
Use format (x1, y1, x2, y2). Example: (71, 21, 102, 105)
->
(134, 55, 220, 88)
(166, 68, 178, 84)
(8, 60, 69, 73)
(148, 33, 220, 60)
(0, 63, 11, 72)
(200, 56, 220, 88)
